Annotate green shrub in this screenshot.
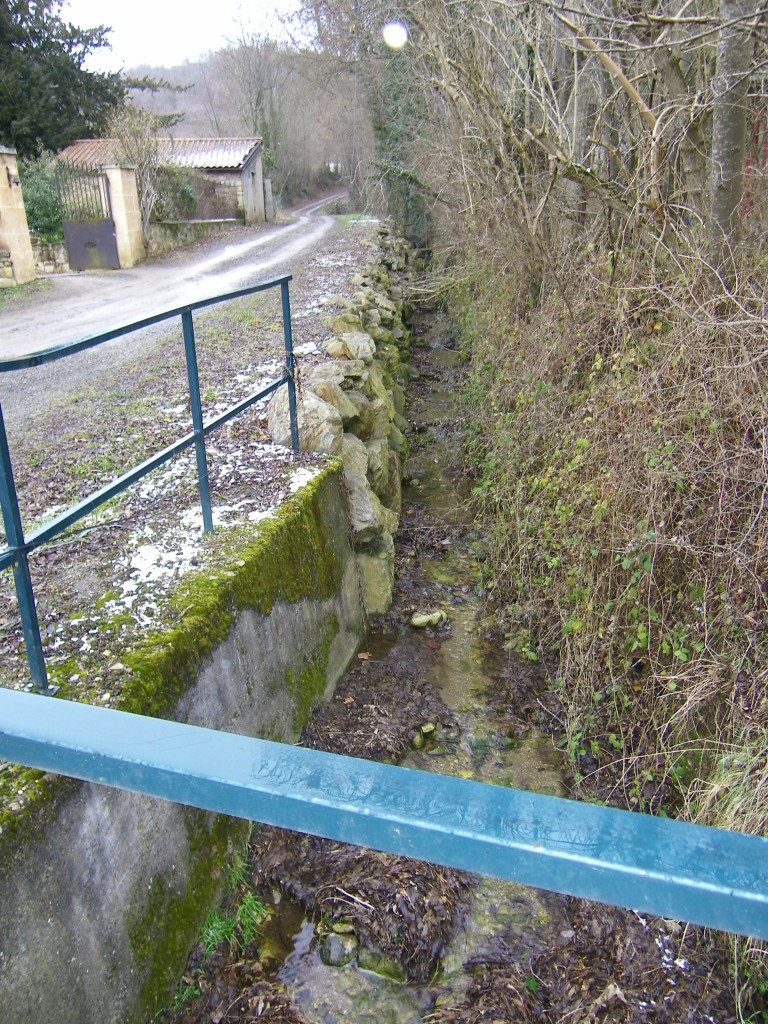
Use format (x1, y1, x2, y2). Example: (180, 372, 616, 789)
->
(18, 153, 63, 241)
(154, 166, 198, 221)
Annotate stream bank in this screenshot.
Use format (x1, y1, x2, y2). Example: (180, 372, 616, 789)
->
(156, 310, 738, 1024)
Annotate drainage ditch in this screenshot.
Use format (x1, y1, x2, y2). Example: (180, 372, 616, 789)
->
(158, 312, 737, 1024)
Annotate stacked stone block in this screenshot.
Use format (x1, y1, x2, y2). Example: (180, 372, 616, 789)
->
(0, 250, 14, 288)
(268, 226, 415, 614)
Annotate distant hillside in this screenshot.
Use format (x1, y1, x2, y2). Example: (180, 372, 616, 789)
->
(127, 61, 234, 137)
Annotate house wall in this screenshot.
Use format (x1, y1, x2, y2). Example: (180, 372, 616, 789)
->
(242, 146, 266, 223)
(192, 170, 244, 220)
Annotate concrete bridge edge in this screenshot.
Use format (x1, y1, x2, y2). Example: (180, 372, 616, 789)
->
(0, 466, 365, 1024)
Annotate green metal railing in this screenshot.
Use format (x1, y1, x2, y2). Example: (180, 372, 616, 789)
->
(2, 686, 768, 939)
(0, 275, 299, 695)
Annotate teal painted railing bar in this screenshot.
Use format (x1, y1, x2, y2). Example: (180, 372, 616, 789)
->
(182, 308, 214, 533)
(2, 687, 768, 940)
(0, 277, 300, 692)
(0, 406, 48, 690)
(280, 279, 300, 452)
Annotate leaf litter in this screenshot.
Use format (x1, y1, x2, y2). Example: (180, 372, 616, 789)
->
(156, 312, 738, 1024)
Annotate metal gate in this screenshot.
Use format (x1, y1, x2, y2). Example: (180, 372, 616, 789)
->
(55, 163, 120, 271)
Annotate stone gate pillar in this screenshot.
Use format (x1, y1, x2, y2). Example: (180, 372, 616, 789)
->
(0, 147, 35, 286)
(104, 165, 146, 268)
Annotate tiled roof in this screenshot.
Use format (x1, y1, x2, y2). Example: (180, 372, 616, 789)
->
(58, 137, 262, 171)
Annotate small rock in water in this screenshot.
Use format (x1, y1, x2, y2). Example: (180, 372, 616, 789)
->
(410, 610, 448, 628)
(320, 931, 358, 967)
(357, 946, 407, 982)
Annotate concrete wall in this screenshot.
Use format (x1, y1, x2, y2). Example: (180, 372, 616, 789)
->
(105, 165, 146, 268)
(0, 147, 35, 286)
(0, 467, 365, 1024)
(242, 146, 266, 223)
(147, 217, 240, 256)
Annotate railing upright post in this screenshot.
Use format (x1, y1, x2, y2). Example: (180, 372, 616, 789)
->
(0, 404, 54, 694)
(280, 280, 300, 453)
(181, 309, 214, 534)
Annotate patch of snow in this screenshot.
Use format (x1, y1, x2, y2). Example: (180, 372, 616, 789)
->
(289, 467, 322, 493)
(247, 509, 276, 523)
(294, 341, 318, 355)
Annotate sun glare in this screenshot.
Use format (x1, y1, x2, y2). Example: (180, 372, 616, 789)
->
(382, 21, 408, 49)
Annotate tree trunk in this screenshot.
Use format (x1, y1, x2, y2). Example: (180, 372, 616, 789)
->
(708, 0, 757, 274)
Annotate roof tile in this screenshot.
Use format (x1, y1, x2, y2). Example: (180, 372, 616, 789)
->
(58, 137, 262, 171)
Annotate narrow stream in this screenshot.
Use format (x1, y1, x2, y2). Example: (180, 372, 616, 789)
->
(259, 326, 567, 1022)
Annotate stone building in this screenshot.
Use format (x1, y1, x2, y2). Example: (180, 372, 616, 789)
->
(58, 137, 267, 223)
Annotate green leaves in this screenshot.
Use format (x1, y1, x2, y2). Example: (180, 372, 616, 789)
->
(0, 2, 125, 157)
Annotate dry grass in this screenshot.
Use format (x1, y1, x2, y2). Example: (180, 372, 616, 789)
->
(447, 235, 768, 1011)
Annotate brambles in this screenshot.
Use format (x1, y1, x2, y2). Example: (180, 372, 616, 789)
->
(454, 238, 768, 829)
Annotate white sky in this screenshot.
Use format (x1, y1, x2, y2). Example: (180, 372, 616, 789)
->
(63, 0, 301, 72)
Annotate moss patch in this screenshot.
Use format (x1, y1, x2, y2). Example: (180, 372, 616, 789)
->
(0, 467, 352, 867)
(119, 464, 346, 719)
(289, 617, 338, 734)
(130, 812, 250, 1020)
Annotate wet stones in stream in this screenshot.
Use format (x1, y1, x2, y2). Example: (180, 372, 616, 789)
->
(252, 830, 470, 984)
(251, 649, 472, 987)
(156, 318, 741, 1024)
(163, 946, 308, 1024)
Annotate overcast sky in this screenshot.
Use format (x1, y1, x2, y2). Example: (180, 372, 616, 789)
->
(63, 0, 301, 72)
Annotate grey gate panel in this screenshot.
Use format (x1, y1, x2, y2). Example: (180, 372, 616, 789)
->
(56, 164, 120, 271)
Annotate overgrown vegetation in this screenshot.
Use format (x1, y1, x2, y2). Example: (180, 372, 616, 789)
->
(200, 849, 267, 957)
(17, 153, 63, 240)
(287, 0, 768, 1014)
(452, 226, 768, 1021)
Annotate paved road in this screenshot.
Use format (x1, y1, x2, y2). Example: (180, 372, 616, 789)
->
(0, 193, 344, 427)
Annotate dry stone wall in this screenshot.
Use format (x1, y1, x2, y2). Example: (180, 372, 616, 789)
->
(0, 249, 14, 289)
(268, 225, 415, 614)
(31, 236, 69, 274)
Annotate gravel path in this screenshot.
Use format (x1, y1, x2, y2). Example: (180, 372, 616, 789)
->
(0, 193, 347, 429)
(0, 210, 379, 697)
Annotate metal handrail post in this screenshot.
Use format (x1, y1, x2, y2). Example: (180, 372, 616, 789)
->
(0, 405, 53, 693)
(181, 309, 214, 534)
(0, 277, 297, 687)
(281, 280, 300, 453)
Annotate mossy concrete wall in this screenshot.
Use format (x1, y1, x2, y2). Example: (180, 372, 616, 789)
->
(147, 218, 241, 256)
(0, 467, 364, 1024)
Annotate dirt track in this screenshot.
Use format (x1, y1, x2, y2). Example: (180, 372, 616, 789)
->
(0, 193, 345, 427)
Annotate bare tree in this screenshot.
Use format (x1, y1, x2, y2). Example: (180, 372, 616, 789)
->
(107, 105, 164, 243)
(709, 0, 760, 275)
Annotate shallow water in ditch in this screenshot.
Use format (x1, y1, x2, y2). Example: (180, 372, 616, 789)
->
(255, 331, 568, 1022)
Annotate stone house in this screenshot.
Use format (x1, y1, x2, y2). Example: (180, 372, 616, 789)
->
(58, 137, 267, 223)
